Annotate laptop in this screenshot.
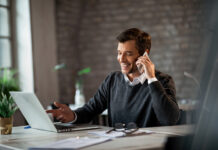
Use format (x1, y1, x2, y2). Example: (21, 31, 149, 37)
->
(10, 92, 100, 133)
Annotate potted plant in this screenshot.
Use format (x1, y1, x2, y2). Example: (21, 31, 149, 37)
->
(0, 94, 18, 134)
(0, 68, 19, 134)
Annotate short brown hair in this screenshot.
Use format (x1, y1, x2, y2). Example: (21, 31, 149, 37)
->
(116, 28, 151, 56)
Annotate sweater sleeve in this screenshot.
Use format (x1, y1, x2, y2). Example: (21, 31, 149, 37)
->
(73, 73, 111, 124)
(149, 75, 180, 125)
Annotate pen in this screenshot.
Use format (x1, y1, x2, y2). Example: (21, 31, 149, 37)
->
(24, 125, 31, 129)
(106, 128, 114, 134)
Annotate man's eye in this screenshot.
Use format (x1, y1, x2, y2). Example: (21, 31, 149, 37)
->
(126, 53, 132, 56)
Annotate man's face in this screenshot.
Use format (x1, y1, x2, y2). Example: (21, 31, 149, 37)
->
(117, 40, 140, 76)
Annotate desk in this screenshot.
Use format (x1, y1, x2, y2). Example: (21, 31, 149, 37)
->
(0, 125, 192, 150)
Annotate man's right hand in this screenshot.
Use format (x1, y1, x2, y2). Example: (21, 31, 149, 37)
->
(46, 102, 75, 123)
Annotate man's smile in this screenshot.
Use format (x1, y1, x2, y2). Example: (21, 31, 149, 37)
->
(121, 63, 130, 70)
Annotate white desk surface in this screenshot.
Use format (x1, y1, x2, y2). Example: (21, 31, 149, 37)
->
(0, 125, 193, 150)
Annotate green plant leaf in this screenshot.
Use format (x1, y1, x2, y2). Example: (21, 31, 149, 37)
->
(54, 63, 66, 71)
(0, 93, 18, 118)
(78, 67, 91, 76)
(0, 68, 20, 99)
(0, 69, 20, 117)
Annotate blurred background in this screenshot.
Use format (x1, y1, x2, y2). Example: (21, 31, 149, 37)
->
(0, 0, 215, 127)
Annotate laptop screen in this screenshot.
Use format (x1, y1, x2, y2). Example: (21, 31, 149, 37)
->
(10, 92, 57, 132)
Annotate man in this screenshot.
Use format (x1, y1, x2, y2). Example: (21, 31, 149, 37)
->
(47, 28, 180, 127)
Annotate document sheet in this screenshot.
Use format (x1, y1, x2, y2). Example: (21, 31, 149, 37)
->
(28, 137, 111, 150)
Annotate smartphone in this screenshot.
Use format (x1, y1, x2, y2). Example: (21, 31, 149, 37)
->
(137, 51, 148, 74)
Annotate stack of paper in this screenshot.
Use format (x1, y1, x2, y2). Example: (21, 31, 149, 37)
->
(28, 137, 111, 150)
(28, 130, 155, 150)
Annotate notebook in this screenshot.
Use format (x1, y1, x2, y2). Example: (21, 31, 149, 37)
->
(10, 92, 99, 133)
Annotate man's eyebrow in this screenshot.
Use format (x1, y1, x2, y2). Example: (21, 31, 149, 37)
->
(126, 51, 133, 53)
(125, 51, 134, 54)
(117, 50, 133, 53)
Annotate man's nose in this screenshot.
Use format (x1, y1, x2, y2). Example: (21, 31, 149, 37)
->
(120, 54, 126, 62)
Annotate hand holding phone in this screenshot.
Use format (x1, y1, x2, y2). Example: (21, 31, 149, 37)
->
(137, 51, 149, 74)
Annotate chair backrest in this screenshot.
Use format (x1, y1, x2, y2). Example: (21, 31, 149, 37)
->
(176, 109, 187, 125)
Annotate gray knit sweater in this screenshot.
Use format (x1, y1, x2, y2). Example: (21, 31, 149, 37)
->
(74, 70, 180, 127)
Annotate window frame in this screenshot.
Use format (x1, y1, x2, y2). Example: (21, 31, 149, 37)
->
(0, 0, 15, 69)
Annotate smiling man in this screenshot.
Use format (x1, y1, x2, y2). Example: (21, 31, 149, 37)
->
(47, 28, 180, 127)
(117, 40, 141, 79)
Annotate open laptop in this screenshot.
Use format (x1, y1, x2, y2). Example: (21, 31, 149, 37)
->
(10, 92, 99, 133)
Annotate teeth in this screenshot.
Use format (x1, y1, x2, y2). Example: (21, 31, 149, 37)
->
(121, 63, 128, 67)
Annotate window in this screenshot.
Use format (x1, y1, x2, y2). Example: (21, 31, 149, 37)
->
(0, 0, 11, 68)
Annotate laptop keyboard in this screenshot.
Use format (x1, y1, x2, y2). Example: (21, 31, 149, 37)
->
(54, 123, 75, 130)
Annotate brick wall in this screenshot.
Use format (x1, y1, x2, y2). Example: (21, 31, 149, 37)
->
(56, 0, 81, 103)
(56, 0, 206, 103)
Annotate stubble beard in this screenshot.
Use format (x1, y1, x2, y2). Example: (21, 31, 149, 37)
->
(125, 65, 139, 76)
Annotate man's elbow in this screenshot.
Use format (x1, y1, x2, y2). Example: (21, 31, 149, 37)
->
(160, 111, 180, 126)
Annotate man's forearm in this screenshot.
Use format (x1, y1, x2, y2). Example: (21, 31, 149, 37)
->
(149, 81, 180, 125)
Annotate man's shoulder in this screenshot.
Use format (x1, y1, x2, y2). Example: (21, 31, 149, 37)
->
(155, 70, 176, 93)
(155, 70, 173, 81)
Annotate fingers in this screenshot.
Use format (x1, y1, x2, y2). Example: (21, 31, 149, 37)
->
(46, 109, 60, 118)
(46, 109, 60, 115)
(143, 52, 151, 61)
(136, 58, 150, 66)
(56, 114, 65, 122)
(138, 55, 150, 62)
(56, 115, 69, 123)
(46, 106, 67, 117)
(54, 101, 68, 108)
(46, 109, 54, 113)
(136, 55, 155, 78)
(46, 109, 67, 122)
(137, 53, 153, 67)
(46, 102, 74, 123)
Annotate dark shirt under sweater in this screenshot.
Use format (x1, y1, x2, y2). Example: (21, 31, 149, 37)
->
(74, 70, 180, 127)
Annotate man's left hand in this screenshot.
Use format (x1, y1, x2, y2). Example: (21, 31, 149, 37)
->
(136, 54, 155, 79)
